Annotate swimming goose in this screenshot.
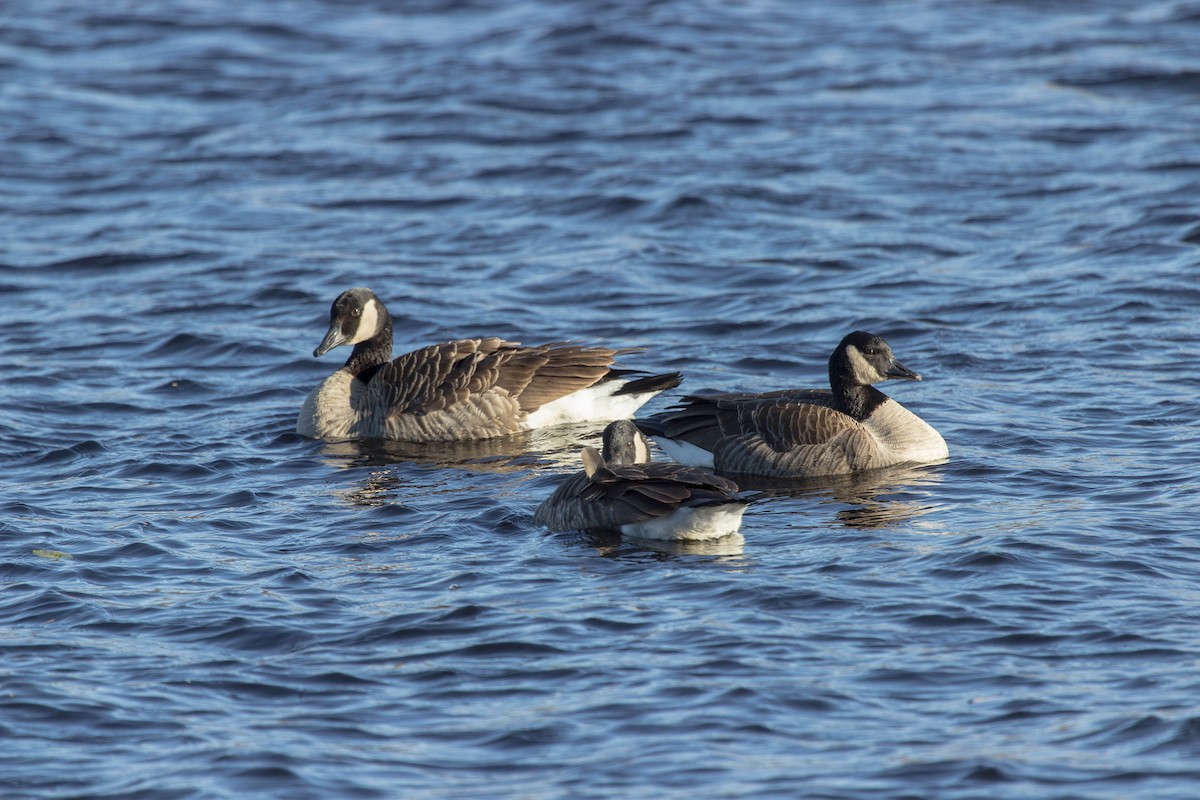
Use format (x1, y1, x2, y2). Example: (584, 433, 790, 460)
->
(636, 331, 948, 479)
(533, 420, 748, 541)
(297, 288, 682, 442)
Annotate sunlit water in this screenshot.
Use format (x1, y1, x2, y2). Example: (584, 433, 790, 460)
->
(3, 1, 1200, 798)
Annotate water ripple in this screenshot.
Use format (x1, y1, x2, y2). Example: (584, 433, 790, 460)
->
(4, 0, 1200, 798)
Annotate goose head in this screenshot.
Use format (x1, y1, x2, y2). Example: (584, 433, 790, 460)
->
(313, 287, 390, 357)
(832, 331, 921, 387)
(600, 419, 653, 466)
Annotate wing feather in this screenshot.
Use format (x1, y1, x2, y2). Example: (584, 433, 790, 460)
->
(502, 343, 624, 412)
(533, 460, 744, 532)
(361, 338, 517, 419)
(372, 340, 624, 416)
(639, 390, 888, 478)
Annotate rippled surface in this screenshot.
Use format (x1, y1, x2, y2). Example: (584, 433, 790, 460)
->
(4, 1, 1200, 797)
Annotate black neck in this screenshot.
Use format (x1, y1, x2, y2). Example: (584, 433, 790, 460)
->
(834, 382, 888, 421)
(829, 351, 888, 421)
(343, 318, 393, 382)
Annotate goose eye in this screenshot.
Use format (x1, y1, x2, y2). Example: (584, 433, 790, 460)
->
(862, 347, 876, 356)
(351, 309, 361, 317)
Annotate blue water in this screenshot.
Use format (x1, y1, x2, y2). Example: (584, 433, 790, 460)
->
(4, 1, 1200, 798)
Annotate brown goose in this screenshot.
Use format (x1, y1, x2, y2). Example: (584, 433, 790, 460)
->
(636, 331, 948, 479)
(533, 420, 748, 541)
(297, 288, 682, 442)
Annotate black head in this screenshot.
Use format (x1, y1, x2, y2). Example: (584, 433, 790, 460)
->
(601, 419, 652, 466)
(831, 331, 922, 387)
(313, 287, 388, 358)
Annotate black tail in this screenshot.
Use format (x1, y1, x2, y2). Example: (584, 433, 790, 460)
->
(613, 371, 683, 397)
(633, 415, 668, 438)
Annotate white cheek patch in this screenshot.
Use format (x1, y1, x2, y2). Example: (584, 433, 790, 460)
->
(349, 299, 380, 344)
(845, 345, 885, 384)
(633, 431, 651, 464)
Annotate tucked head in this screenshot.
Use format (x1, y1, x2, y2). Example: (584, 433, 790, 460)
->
(313, 287, 388, 357)
(601, 419, 652, 466)
(833, 331, 921, 386)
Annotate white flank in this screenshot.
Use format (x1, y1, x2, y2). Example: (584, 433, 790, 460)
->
(649, 436, 715, 468)
(523, 383, 661, 430)
(620, 503, 747, 542)
(296, 385, 319, 438)
(862, 400, 949, 465)
(296, 371, 358, 440)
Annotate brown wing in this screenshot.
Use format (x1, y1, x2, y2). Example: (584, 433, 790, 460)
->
(533, 462, 742, 532)
(639, 389, 836, 451)
(584, 462, 741, 513)
(370, 339, 628, 416)
(495, 342, 629, 412)
(361, 338, 519, 418)
(712, 399, 877, 477)
(719, 396, 853, 450)
(639, 390, 880, 478)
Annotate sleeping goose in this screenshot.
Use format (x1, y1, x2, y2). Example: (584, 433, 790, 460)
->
(533, 420, 748, 541)
(636, 331, 948, 479)
(297, 288, 682, 442)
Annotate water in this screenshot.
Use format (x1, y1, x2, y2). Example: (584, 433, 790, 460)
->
(3, 1, 1200, 797)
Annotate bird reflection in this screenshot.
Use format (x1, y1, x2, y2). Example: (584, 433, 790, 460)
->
(316, 422, 602, 473)
(316, 426, 946, 536)
(572, 529, 747, 559)
(740, 462, 946, 530)
(333, 467, 404, 508)
(322, 423, 620, 510)
(639, 532, 746, 557)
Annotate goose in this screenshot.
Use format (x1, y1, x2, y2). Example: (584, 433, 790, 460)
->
(636, 331, 948, 479)
(533, 420, 749, 541)
(297, 288, 682, 442)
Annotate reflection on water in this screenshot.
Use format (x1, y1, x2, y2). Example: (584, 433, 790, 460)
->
(316, 421, 607, 473)
(568, 529, 748, 559)
(321, 422, 626, 511)
(744, 462, 949, 531)
(333, 467, 405, 508)
(326, 429, 948, 535)
(7, 0, 1200, 794)
(636, 532, 746, 557)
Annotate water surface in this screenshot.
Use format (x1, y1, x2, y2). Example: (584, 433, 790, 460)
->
(3, 1, 1200, 798)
